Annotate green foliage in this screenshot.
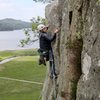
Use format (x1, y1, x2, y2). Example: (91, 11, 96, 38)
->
(31, 16, 48, 31)
(31, 23, 37, 31)
(71, 79, 78, 100)
(66, 38, 74, 49)
(20, 29, 31, 47)
(76, 32, 82, 39)
(66, 32, 82, 49)
(20, 16, 48, 47)
(97, 0, 100, 3)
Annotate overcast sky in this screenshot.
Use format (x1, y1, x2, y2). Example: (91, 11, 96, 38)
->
(0, 0, 47, 22)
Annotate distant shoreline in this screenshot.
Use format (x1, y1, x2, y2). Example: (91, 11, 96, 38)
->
(0, 28, 27, 32)
(0, 48, 38, 52)
(0, 28, 31, 32)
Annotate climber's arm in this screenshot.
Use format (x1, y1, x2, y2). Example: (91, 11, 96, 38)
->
(43, 33, 56, 42)
(43, 28, 60, 42)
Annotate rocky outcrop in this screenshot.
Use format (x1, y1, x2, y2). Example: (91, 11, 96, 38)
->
(42, 0, 100, 100)
(77, 0, 100, 100)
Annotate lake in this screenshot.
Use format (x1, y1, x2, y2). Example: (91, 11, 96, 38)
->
(0, 30, 39, 51)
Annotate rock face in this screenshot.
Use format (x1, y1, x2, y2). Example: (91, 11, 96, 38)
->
(42, 0, 100, 100)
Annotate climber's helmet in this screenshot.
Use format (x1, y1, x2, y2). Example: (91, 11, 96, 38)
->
(37, 24, 48, 32)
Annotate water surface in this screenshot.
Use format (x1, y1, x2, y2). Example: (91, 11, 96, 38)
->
(0, 30, 39, 51)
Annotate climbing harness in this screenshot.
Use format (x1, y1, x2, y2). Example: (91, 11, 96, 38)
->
(38, 49, 57, 79)
(38, 49, 49, 66)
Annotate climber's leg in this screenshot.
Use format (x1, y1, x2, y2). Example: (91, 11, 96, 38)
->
(52, 57, 57, 79)
(49, 49, 57, 79)
(49, 61, 53, 79)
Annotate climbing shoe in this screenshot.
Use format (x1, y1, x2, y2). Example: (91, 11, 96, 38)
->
(54, 74, 58, 79)
(50, 74, 53, 79)
(54, 76, 58, 79)
(49, 74, 58, 80)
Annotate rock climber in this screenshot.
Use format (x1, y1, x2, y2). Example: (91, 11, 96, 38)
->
(37, 24, 59, 79)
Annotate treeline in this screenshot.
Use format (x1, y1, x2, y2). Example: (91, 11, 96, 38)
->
(0, 18, 31, 31)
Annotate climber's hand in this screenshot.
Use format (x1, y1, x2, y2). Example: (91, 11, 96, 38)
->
(46, 24, 50, 28)
(54, 28, 60, 33)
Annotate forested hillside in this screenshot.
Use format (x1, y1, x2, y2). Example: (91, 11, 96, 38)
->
(0, 18, 31, 31)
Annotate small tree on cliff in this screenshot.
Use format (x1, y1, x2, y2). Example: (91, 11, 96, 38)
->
(20, 16, 47, 47)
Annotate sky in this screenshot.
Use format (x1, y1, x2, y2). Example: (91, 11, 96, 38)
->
(0, 0, 47, 22)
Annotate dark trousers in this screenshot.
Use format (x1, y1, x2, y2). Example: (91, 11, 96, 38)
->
(49, 49, 57, 78)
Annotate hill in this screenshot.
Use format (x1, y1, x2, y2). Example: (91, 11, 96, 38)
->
(0, 18, 31, 31)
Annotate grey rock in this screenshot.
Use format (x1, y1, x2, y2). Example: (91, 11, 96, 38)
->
(42, 0, 100, 100)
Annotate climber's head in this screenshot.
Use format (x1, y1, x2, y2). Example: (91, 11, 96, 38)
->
(37, 24, 48, 33)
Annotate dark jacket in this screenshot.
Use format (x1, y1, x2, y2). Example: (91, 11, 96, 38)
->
(39, 32, 56, 51)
